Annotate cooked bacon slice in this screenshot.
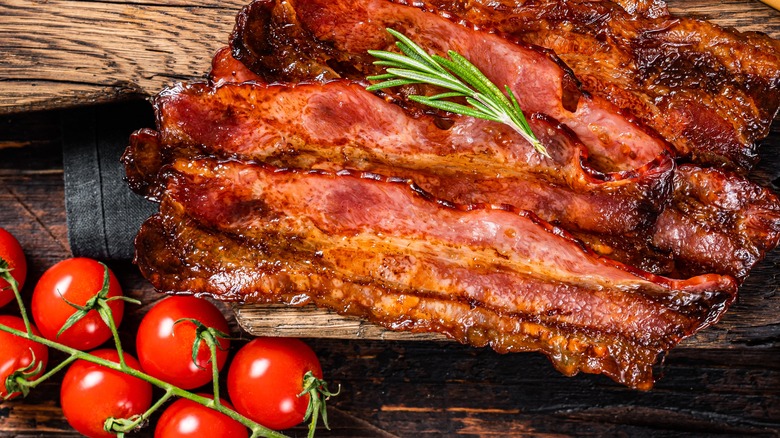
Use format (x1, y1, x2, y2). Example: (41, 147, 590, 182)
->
(134, 157, 736, 389)
(398, 0, 780, 169)
(136, 80, 672, 234)
(231, 0, 673, 171)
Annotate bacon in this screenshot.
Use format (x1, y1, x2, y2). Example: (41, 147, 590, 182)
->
(209, 46, 263, 87)
(133, 157, 736, 389)
(125, 71, 780, 281)
(651, 165, 780, 280)
(397, 0, 780, 169)
(124, 0, 780, 389)
(135, 80, 672, 234)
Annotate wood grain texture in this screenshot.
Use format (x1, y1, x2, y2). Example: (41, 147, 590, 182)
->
(1, 0, 780, 114)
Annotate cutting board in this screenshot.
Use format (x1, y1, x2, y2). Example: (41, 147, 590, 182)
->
(2, 0, 780, 348)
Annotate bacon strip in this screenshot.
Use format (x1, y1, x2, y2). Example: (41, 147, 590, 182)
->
(651, 165, 780, 279)
(135, 157, 737, 389)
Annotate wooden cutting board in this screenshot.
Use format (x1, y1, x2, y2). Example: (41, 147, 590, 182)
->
(2, 0, 780, 347)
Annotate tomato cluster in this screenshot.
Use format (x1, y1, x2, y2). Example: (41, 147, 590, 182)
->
(0, 227, 330, 437)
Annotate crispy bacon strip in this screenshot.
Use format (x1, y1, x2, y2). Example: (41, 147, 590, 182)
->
(135, 157, 737, 389)
(231, 0, 673, 171)
(134, 80, 672, 234)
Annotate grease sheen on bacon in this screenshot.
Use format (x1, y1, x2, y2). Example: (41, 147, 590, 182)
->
(135, 157, 737, 389)
(124, 70, 780, 281)
(139, 79, 672, 235)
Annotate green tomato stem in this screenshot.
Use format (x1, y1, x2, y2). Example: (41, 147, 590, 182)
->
(103, 303, 128, 369)
(0, 262, 32, 335)
(209, 336, 222, 408)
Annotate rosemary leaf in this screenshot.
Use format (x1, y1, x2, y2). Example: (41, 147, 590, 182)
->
(409, 96, 499, 122)
(365, 78, 422, 91)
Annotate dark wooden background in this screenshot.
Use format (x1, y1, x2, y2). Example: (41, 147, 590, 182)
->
(1, 0, 780, 436)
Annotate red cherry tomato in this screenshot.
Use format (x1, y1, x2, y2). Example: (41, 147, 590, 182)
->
(32, 258, 124, 350)
(0, 228, 27, 308)
(0, 315, 48, 399)
(136, 296, 230, 389)
(60, 349, 152, 438)
(227, 337, 323, 430)
(154, 395, 248, 438)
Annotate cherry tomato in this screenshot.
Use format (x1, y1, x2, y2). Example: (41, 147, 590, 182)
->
(136, 296, 230, 389)
(32, 258, 124, 350)
(0, 228, 27, 308)
(227, 337, 323, 430)
(154, 395, 248, 438)
(0, 315, 48, 399)
(60, 349, 152, 438)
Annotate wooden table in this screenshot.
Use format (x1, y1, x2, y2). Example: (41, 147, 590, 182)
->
(1, 1, 780, 436)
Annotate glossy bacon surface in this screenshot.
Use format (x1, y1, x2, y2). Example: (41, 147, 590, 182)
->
(134, 157, 737, 389)
(138, 80, 672, 234)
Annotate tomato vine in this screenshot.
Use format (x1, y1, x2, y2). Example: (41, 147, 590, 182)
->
(0, 257, 335, 438)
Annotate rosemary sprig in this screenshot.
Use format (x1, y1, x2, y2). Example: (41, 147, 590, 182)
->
(366, 28, 549, 158)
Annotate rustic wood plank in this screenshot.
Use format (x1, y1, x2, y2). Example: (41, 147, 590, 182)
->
(1, 0, 779, 114)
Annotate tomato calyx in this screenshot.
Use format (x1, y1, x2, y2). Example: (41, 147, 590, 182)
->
(175, 317, 233, 371)
(57, 263, 141, 340)
(175, 316, 234, 405)
(102, 390, 172, 438)
(2, 349, 44, 400)
(300, 370, 341, 438)
(104, 414, 145, 438)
